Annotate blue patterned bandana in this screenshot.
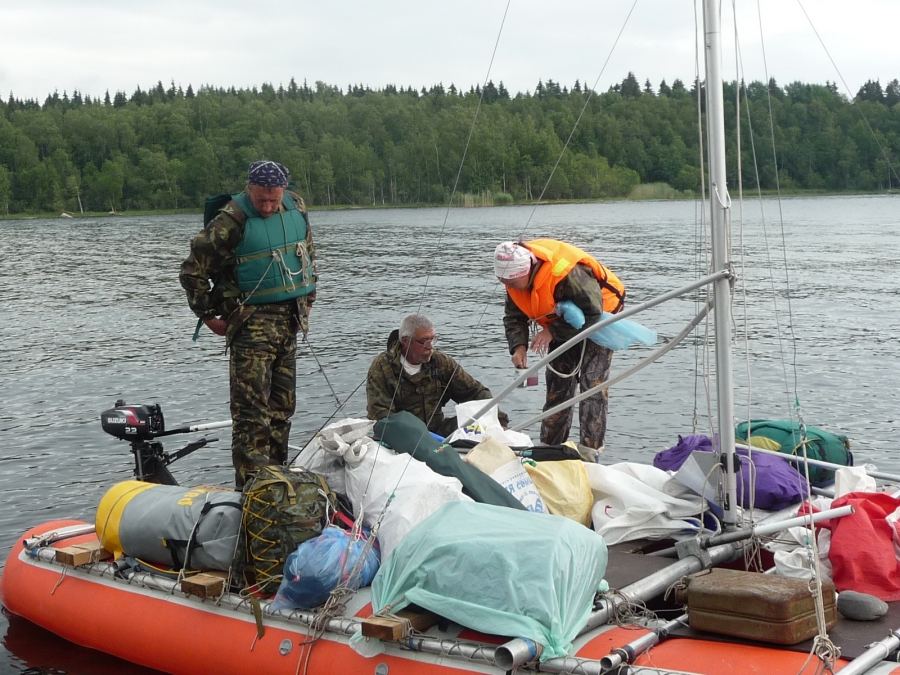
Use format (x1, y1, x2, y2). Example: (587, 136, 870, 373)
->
(247, 160, 290, 188)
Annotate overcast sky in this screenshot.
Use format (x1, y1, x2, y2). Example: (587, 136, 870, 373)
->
(1, 0, 897, 104)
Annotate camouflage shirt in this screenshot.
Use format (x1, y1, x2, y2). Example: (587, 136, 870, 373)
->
(366, 341, 509, 437)
(179, 190, 317, 340)
(503, 262, 614, 353)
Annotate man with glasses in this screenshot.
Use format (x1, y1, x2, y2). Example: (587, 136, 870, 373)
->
(366, 314, 509, 438)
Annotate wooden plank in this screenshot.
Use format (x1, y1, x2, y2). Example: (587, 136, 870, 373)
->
(55, 541, 112, 567)
(360, 608, 440, 640)
(181, 571, 228, 599)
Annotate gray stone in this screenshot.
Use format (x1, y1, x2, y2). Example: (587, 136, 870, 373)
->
(837, 590, 889, 621)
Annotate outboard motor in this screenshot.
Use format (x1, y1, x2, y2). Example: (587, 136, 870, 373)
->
(101, 400, 216, 485)
(101, 402, 165, 440)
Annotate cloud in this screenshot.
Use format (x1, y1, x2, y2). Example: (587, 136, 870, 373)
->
(1, 0, 897, 101)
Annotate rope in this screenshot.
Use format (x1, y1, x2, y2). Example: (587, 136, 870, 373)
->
(544, 339, 586, 379)
(512, 302, 712, 432)
(300, 330, 341, 408)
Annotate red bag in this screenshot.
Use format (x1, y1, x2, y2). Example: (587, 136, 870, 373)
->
(821, 491, 900, 601)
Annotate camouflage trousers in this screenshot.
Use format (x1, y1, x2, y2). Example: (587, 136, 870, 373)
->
(229, 305, 297, 487)
(541, 339, 613, 450)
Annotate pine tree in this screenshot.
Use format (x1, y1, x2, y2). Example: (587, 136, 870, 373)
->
(620, 72, 641, 97)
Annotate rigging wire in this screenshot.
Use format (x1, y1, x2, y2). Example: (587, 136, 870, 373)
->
(331, 0, 517, 547)
(754, 0, 802, 421)
(381, 0, 514, 449)
(748, 2, 837, 663)
(520, 0, 640, 235)
(794, 0, 900, 188)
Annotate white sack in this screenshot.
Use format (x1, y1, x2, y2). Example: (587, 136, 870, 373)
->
(341, 437, 469, 561)
(446, 400, 533, 448)
(834, 465, 876, 498)
(292, 418, 374, 495)
(771, 526, 833, 583)
(491, 459, 546, 513)
(585, 462, 706, 544)
(293, 417, 469, 561)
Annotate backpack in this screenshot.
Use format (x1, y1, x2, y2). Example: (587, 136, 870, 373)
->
(235, 465, 334, 594)
(734, 419, 852, 486)
(204, 193, 233, 227)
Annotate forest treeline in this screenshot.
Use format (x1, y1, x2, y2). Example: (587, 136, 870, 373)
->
(0, 73, 898, 214)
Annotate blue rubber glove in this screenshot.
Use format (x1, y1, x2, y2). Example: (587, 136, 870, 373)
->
(555, 300, 585, 329)
(555, 300, 656, 351)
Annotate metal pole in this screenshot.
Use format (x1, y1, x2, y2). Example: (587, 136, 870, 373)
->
(703, 0, 738, 529)
(599, 614, 688, 672)
(831, 630, 900, 675)
(649, 505, 855, 558)
(466, 271, 729, 426)
(512, 302, 711, 432)
(737, 443, 900, 483)
(579, 542, 739, 635)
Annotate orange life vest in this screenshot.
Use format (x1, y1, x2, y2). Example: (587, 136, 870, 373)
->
(505, 239, 625, 329)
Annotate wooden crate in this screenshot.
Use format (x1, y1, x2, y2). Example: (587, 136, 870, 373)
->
(55, 541, 112, 567)
(181, 571, 229, 599)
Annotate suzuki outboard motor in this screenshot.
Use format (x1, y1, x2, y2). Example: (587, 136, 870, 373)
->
(101, 400, 214, 485)
(101, 402, 165, 440)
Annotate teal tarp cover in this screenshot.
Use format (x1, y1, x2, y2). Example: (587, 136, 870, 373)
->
(373, 411, 526, 511)
(735, 419, 852, 486)
(371, 500, 608, 660)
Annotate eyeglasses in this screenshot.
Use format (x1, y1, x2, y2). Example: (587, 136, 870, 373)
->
(413, 336, 436, 346)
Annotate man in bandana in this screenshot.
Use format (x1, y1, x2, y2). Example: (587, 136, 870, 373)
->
(494, 240, 625, 461)
(180, 160, 317, 486)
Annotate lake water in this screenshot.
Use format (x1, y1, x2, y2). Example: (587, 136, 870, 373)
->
(1, 194, 898, 673)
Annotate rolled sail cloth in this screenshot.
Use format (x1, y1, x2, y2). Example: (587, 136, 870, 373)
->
(95, 480, 242, 571)
(555, 300, 656, 351)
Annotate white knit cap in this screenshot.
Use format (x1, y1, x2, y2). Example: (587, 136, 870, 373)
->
(494, 241, 535, 279)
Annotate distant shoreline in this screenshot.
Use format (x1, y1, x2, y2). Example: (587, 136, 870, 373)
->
(1, 188, 896, 220)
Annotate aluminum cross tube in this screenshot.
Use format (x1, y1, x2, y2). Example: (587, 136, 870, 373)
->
(736, 443, 900, 483)
(159, 419, 232, 436)
(829, 629, 900, 675)
(511, 302, 711, 432)
(647, 505, 854, 558)
(531, 656, 706, 675)
(463, 270, 730, 427)
(579, 542, 740, 635)
(599, 614, 688, 672)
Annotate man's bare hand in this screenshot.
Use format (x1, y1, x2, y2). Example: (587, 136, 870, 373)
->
(511, 345, 528, 369)
(530, 329, 553, 356)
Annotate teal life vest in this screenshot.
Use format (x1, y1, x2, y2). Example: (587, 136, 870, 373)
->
(232, 193, 316, 305)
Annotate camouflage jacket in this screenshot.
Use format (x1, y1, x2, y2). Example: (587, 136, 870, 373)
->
(179, 190, 317, 341)
(503, 262, 615, 353)
(366, 341, 509, 437)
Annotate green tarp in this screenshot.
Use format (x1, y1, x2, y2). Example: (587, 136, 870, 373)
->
(371, 500, 608, 660)
(373, 411, 526, 510)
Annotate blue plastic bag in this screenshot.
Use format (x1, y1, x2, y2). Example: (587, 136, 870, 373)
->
(555, 301, 656, 351)
(270, 526, 380, 611)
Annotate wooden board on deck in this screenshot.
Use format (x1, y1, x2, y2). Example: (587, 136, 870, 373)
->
(361, 607, 440, 640)
(55, 541, 112, 567)
(181, 571, 229, 598)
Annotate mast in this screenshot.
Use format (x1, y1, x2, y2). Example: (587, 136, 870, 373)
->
(702, 0, 739, 528)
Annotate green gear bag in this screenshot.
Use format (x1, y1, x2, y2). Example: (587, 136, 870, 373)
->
(734, 419, 852, 486)
(235, 465, 334, 594)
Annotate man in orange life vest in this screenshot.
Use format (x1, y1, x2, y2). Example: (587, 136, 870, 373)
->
(494, 240, 625, 461)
